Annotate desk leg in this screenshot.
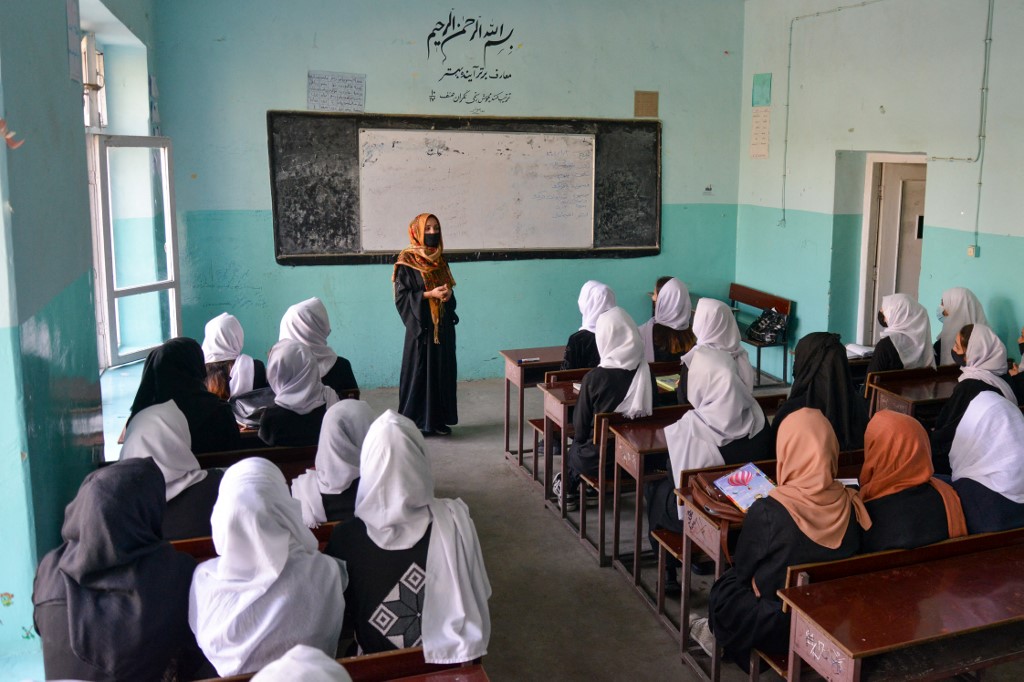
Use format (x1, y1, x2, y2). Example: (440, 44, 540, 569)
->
(517, 381, 526, 462)
(612, 464, 622, 565)
(786, 613, 801, 682)
(558, 415, 569, 520)
(503, 377, 511, 456)
(632, 474, 644, 586)
(543, 417, 554, 502)
(680, 532, 693, 657)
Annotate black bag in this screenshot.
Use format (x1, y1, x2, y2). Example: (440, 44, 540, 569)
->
(745, 307, 788, 345)
(229, 387, 276, 429)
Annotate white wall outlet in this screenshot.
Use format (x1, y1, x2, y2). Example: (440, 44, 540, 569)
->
(967, 244, 980, 258)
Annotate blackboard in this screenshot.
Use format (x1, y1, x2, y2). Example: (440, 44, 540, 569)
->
(267, 112, 661, 264)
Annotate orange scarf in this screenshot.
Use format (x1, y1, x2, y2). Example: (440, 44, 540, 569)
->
(861, 410, 968, 539)
(769, 408, 872, 549)
(393, 213, 456, 343)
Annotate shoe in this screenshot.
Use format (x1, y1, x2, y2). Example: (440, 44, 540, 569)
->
(434, 424, 451, 436)
(691, 559, 716, 576)
(560, 494, 580, 512)
(688, 617, 715, 657)
(551, 472, 563, 499)
(420, 429, 434, 438)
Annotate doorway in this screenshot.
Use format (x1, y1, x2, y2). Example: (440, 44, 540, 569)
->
(857, 154, 928, 343)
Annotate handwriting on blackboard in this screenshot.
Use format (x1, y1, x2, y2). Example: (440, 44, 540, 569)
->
(427, 11, 514, 65)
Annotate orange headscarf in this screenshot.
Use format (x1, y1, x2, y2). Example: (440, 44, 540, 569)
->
(393, 213, 456, 344)
(861, 410, 968, 539)
(769, 408, 872, 549)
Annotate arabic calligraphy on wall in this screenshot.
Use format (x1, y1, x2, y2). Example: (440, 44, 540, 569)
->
(426, 11, 517, 110)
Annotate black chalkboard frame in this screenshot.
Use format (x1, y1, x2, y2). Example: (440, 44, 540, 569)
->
(267, 111, 661, 265)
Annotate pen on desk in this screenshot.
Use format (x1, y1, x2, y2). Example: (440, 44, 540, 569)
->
(518, 357, 541, 364)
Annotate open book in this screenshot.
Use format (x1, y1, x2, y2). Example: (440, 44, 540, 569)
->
(655, 373, 680, 392)
(714, 462, 776, 513)
(845, 343, 875, 359)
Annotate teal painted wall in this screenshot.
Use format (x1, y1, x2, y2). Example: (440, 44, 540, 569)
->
(155, 0, 746, 387)
(738, 0, 1024, 364)
(182, 203, 737, 387)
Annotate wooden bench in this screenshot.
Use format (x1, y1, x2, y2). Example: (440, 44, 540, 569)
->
(750, 527, 1024, 680)
(729, 283, 793, 387)
(196, 444, 318, 484)
(172, 521, 341, 562)
(200, 646, 480, 681)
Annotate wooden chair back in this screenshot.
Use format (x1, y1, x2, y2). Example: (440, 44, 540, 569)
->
(201, 646, 469, 682)
(196, 444, 318, 483)
(172, 521, 341, 562)
(543, 367, 590, 384)
(728, 283, 793, 316)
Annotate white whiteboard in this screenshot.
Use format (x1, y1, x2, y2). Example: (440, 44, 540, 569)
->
(358, 128, 595, 251)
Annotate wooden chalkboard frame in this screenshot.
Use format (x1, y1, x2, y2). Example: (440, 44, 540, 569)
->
(268, 112, 661, 265)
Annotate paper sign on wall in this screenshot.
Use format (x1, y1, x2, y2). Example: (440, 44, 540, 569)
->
(307, 71, 366, 112)
(750, 106, 770, 159)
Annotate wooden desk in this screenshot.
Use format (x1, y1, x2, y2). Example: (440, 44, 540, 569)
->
(391, 664, 489, 681)
(609, 416, 676, 586)
(846, 356, 869, 387)
(872, 375, 958, 427)
(537, 380, 578, 517)
(779, 543, 1024, 681)
(500, 346, 564, 465)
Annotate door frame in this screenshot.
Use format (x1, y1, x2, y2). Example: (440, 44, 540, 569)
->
(856, 152, 927, 343)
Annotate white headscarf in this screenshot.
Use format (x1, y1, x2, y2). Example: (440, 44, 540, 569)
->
(251, 644, 353, 682)
(596, 307, 653, 419)
(202, 312, 257, 397)
(665, 347, 766, 519)
(683, 298, 756, 391)
(937, 288, 987, 366)
(959, 324, 1015, 401)
(189, 458, 347, 676)
(356, 410, 491, 664)
(638, 278, 692, 363)
(950, 391, 1024, 503)
(279, 297, 339, 377)
(120, 400, 207, 500)
(267, 339, 339, 415)
(880, 294, 935, 369)
(291, 400, 375, 528)
(577, 280, 617, 333)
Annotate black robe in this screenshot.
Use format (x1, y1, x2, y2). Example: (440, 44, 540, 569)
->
(774, 332, 868, 453)
(252, 358, 269, 391)
(33, 459, 214, 681)
(861, 484, 950, 553)
(866, 336, 903, 376)
(1010, 372, 1024, 405)
(129, 337, 242, 454)
(394, 265, 458, 432)
(952, 477, 1024, 535)
(561, 329, 600, 370)
(321, 482, 360, 524)
(929, 379, 1000, 475)
(164, 468, 225, 541)
(566, 366, 634, 489)
(258, 404, 328, 447)
(708, 497, 860, 670)
(322, 356, 359, 396)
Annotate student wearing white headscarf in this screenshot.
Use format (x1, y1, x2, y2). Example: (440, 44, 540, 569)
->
(202, 312, 269, 400)
(558, 306, 653, 510)
(259, 339, 340, 446)
(120, 400, 224, 540)
(647, 347, 771, 592)
(325, 410, 491, 664)
(251, 644, 353, 682)
(934, 287, 987, 366)
(948, 391, 1024, 533)
(930, 323, 1016, 474)
(637, 277, 696, 363)
(867, 293, 935, 374)
(561, 280, 617, 370)
(291, 400, 376, 528)
(280, 297, 359, 396)
(677, 298, 756, 399)
(189, 457, 347, 676)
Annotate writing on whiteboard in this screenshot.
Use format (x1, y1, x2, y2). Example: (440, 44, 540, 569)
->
(307, 71, 366, 113)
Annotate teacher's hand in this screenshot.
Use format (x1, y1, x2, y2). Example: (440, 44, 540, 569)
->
(427, 284, 451, 302)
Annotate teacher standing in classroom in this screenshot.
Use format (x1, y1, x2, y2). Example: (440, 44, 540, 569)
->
(393, 213, 459, 436)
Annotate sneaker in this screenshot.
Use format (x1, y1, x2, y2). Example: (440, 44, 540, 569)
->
(551, 472, 563, 499)
(434, 424, 451, 436)
(688, 617, 715, 657)
(560, 493, 580, 512)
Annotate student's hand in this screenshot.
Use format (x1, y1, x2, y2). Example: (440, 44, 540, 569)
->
(1018, 327, 1024, 345)
(1011, 362, 1020, 377)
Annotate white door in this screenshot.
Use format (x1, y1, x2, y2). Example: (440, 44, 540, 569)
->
(89, 135, 182, 367)
(865, 162, 927, 342)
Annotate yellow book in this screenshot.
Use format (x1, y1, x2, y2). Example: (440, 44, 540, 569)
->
(655, 373, 680, 392)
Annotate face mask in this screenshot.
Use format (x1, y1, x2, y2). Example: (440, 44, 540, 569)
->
(423, 233, 440, 248)
(951, 350, 966, 368)
(877, 311, 888, 329)
(936, 305, 946, 323)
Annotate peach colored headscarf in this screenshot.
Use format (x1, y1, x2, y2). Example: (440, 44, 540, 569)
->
(862, 411, 967, 539)
(769, 408, 872, 549)
(393, 213, 456, 344)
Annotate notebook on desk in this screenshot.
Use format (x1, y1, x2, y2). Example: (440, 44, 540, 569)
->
(714, 462, 776, 513)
